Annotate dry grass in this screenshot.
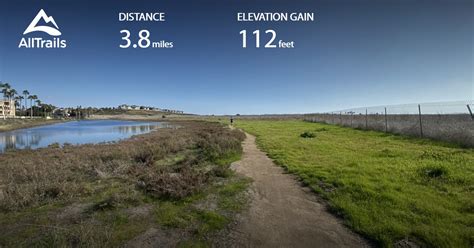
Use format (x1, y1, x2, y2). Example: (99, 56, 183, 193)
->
(0, 121, 244, 210)
(0, 121, 248, 246)
(0, 118, 63, 132)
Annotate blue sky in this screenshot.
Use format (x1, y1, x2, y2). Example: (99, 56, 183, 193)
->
(0, 0, 472, 114)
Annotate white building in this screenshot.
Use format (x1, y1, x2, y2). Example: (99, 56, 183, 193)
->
(118, 104, 132, 110)
(0, 99, 16, 118)
(117, 104, 183, 114)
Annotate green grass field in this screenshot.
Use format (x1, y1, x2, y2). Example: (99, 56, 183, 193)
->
(235, 120, 474, 247)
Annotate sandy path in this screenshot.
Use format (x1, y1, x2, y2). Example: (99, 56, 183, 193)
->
(225, 133, 369, 248)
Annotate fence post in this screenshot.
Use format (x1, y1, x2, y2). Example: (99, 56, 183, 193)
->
(340, 111, 342, 125)
(365, 108, 368, 129)
(384, 107, 388, 132)
(418, 104, 423, 138)
(350, 113, 353, 127)
(467, 104, 474, 120)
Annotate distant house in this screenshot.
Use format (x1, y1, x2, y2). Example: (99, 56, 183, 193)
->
(118, 104, 128, 110)
(140, 106, 153, 110)
(160, 108, 184, 114)
(117, 104, 183, 114)
(53, 108, 71, 117)
(0, 99, 16, 118)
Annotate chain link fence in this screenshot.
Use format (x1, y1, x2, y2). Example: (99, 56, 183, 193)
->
(304, 101, 474, 147)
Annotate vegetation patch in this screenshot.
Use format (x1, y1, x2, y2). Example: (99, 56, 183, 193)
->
(300, 131, 316, 138)
(236, 120, 474, 248)
(419, 165, 449, 179)
(314, 127, 329, 132)
(0, 118, 63, 132)
(378, 148, 399, 158)
(0, 121, 248, 247)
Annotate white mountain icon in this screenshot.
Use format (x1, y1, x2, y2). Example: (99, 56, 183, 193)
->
(23, 9, 61, 36)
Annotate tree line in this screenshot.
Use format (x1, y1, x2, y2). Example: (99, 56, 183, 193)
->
(0, 81, 55, 119)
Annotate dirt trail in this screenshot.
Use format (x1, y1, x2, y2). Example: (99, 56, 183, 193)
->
(225, 133, 369, 247)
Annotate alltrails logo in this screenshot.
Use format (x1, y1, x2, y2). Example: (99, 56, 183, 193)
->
(18, 9, 67, 48)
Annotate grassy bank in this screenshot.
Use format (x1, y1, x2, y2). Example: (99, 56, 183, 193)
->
(0, 121, 249, 246)
(235, 120, 473, 247)
(0, 118, 63, 132)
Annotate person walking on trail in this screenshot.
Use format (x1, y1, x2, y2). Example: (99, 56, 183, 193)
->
(230, 116, 234, 125)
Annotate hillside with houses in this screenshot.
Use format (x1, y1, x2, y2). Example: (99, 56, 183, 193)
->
(1, 81, 186, 120)
(118, 104, 184, 114)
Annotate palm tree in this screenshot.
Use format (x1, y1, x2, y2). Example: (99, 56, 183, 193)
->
(22, 90, 29, 113)
(9, 89, 17, 100)
(42, 104, 55, 118)
(8, 89, 18, 112)
(1, 85, 16, 102)
(16, 95, 24, 107)
(17, 95, 24, 113)
(1, 84, 16, 102)
(0, 82, 6, 119)
(15, 96, 22, 115)
(28, 95, 37, 118)
(35, 99, 42, 117)
(1, 83, 11, 98)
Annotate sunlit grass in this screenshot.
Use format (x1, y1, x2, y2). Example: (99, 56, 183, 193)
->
(236, 119, 474, 247)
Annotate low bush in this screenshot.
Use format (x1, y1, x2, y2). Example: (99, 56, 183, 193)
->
(419, 165, 449, 179)
(300, 131, 316, 138)
(0, 121, 245, 211)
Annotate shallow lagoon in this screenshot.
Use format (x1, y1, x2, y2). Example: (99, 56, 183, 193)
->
(0, 120, 163, 153)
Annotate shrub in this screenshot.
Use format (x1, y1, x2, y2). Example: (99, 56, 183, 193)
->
(139, 167, 208, 199)
(48, 143, 61, 149)
(133, 145, 159, 166)
(419, 165, 449, 179)
(300, 131, 316, 138)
